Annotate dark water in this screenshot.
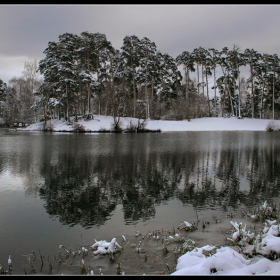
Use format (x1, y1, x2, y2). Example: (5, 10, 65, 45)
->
(0, 129, 280, 273)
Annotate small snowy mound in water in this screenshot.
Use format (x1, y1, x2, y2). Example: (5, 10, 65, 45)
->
(91, 237, 122, 255)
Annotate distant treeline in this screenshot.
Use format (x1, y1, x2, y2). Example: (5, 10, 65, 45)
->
(1, 32, 280, 126)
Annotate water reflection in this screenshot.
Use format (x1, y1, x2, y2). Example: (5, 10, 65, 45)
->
(1, 130, 280, 228)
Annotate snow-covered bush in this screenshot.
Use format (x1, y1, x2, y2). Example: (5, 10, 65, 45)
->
(126, 120, 138, 132)
(111, 117, 123, 132)
(73, 122, 85, 132)
(266, 121, 280, 132)
(245, 201, 279, 222)
(227, 201, 280, 259)
(43, 121, 54, 131)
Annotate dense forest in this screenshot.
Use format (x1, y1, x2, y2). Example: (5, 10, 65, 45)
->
(1, 31, 280, 127)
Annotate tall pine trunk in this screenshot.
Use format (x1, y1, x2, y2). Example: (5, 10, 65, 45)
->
(66, 83, 69, 121)
(132, 64, 137, 118)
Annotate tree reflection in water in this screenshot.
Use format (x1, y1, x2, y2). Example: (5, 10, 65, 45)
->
(33, 132, 280, 228)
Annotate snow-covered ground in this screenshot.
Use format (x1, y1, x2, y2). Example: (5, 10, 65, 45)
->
(171, 245, 280, 275)
(18, 115, 280, 132)
(18, 117, 280, 275)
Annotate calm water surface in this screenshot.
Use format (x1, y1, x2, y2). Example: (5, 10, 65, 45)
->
(0, 128, 280, 273)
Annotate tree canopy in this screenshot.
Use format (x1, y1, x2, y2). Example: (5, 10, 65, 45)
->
(1, 32, 280, 127)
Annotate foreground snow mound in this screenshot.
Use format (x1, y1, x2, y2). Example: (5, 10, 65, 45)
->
(171, 246, 280, 275)
(90, 237, 122, 255)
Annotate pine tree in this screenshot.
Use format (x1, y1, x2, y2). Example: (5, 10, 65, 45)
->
(0, 78, 7, 100)
(175, 51, 195, 119)
(121, 35, 143, 118)
(56, 32, 80, 122)
(137, 37, 158, 119)
(243, 48, 262, 118)
(208, 48, 219, 116)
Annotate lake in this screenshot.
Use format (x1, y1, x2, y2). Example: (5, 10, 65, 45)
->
(0, 129, 280, 274)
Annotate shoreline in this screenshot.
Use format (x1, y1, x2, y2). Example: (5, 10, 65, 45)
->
(14, 116, 280, 133)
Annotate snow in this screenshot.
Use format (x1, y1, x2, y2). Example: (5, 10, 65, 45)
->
(18, 115, 280, 132)
(171, 246, 280, 275)
(18, 117, 280, 275)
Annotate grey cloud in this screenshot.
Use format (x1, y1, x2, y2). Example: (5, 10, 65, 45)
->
(0, 4, 280, 83)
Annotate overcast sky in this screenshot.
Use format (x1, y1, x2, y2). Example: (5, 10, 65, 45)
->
(1, 4, 280, 84)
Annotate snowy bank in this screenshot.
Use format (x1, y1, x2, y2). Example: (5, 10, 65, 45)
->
(18, 116, 280, 132)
